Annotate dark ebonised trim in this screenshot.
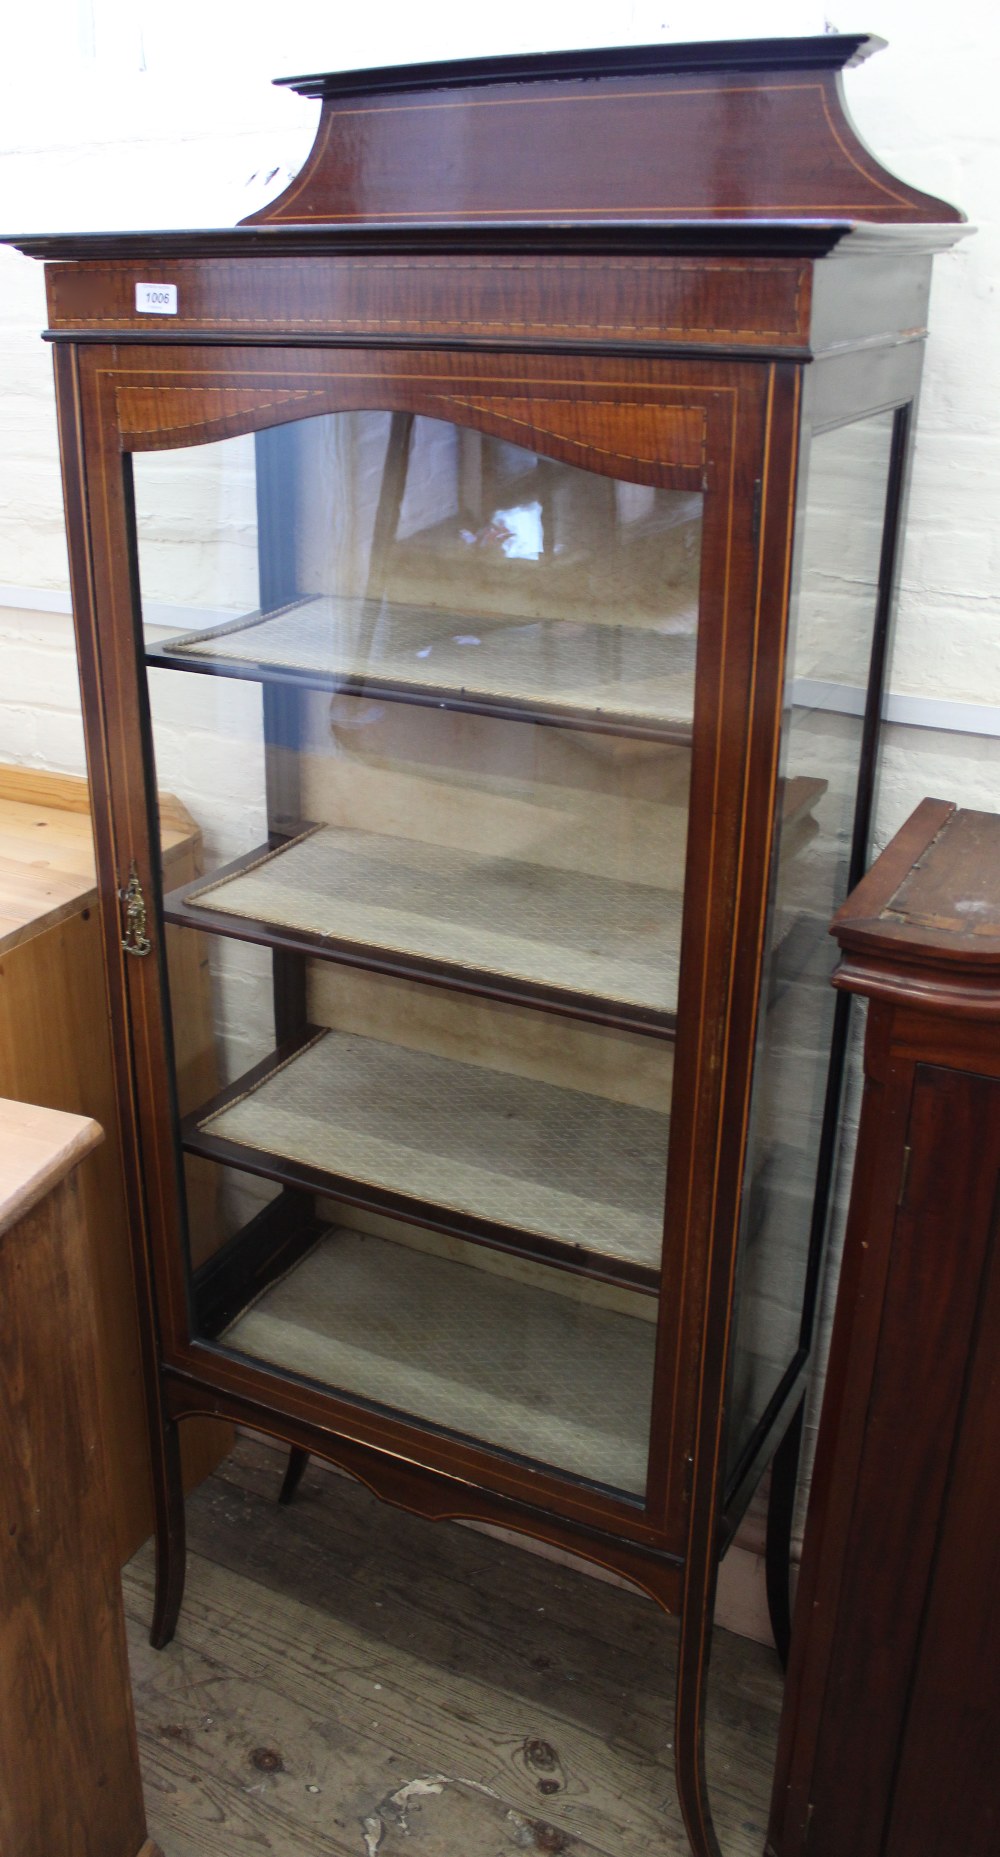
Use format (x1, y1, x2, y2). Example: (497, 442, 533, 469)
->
(276, 35, 884, 101)
(144, 642, 696, 749)
(193, 1191, 326, 1339)
(3, 220, 858, 263)
(720, 1351, 810, 1541)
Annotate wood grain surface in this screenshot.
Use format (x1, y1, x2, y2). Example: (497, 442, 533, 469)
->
(0, 765, 194, 953)
(246, 41, 961, 230)
(0, 765, 230, 1561)
(0, 1094, 102, 1231)
(0, 1105, 159, 1857)
(769, 804, 1000, 1857)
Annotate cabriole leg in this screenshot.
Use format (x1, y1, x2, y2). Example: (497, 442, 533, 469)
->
(278, 1444, 310, 1505)
(644, 1561, 722, 1857)
(674, 1598, 724, 1857)
(765, 1399, 805, 1670)
(149, 1418, 186, 1649)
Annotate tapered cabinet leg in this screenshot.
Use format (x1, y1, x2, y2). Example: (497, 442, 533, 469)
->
(674, 1633, 723, 1857)
(643, 1564, 723, 1857)
(278, 1444, 310, 1506)
(765, 1400, 805, 1671)
(149, 1419, 186, 1649)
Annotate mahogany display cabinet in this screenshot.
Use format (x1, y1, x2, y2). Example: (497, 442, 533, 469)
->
(8, 35, 963, 1856)
(768, 801, 1000, 1857)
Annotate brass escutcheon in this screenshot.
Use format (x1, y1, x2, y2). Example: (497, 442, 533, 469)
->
(120, 860, 152, 956)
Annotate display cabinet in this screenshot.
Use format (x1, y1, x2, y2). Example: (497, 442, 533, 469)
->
(8, 36, 963, 1857)
(768, 801, 1000, 1857)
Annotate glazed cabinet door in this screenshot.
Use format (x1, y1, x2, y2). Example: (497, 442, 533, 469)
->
(63, 344, 786, 1546)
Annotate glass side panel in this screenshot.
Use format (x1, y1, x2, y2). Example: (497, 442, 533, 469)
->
(726, 410, 896, 1479)
(133, 409, 704, 1498)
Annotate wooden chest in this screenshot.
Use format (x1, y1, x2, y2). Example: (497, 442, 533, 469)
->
(0, 763, 229, 1561)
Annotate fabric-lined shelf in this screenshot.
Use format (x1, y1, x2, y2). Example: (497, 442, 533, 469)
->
(168, 822, 684, 1028)
(184, 1025, 669, 1286)
(148, 595, 698, 740)
(220, 1224, 656, 1495)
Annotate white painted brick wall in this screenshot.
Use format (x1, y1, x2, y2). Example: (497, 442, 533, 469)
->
(2, 2, 997, 779)
(0, 3, 996, 1602)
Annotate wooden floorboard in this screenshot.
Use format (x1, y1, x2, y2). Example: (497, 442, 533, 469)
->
(124, 1436, 781, 1857)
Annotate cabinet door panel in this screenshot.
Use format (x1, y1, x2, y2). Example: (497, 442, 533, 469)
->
(133, 404, 697, 1498)
(78, 344, 772, 1526)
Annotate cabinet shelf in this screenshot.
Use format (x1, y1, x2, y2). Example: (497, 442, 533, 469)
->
(218, 1223, 657, 1496)
(165, 777, 826, 1037)
(182, 1024, 669, 1289)
(166, 822, 683, 1032)
(148, 595, 698, 743)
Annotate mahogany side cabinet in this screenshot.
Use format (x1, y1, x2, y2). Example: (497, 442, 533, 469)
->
(6, 36, 964, 1857)
(768, 800, 1000, 1857)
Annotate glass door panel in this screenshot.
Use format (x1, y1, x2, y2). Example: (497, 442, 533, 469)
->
(132, 408, 704, 1498)
(148, 414, 702, 736)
